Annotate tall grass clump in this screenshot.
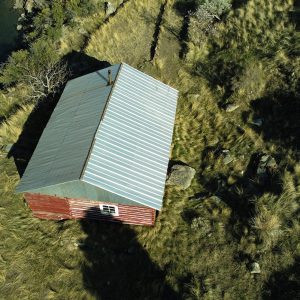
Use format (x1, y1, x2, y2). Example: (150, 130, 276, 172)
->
(0, 104, 34, 144)
(251, 172, 299, 251)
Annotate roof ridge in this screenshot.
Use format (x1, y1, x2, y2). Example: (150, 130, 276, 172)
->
(79, 63, 123, 180)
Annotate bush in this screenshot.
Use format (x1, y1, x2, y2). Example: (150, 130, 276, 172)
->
(0, 39, 68, 101)
(189, 0, 231, 43)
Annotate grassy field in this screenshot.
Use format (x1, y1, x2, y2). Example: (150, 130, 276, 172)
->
(1, 0, 300, 299)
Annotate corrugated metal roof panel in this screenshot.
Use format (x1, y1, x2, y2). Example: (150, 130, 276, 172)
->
(17, 63, 179, 211)
(16, 64, 121, 192)
(82, 63, 178, 210)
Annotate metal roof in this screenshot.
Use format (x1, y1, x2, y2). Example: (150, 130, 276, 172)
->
(82, 64, 178, 210)
(16, 64, 120, 192)
(17, 63, 179, 210)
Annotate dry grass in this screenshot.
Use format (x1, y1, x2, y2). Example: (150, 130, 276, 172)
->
(0, 0, 300, 299)
(0, 104, 34, 144)
(86, 0, 163, 66)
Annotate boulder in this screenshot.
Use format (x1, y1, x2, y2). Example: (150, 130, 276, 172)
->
(250, 262, 261, 274)
(1, 144, 13, 153)
(252, 118, 263, 127)
(104, 2, 115, 15)
(223, 153, 234, 165)
(166, 164, 196, 189)
(257, 154, 277, 177)
(190, 191, 210, 201)
(225, 103, 240, 112)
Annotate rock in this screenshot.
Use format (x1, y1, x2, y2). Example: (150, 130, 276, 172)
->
(190, 192, 210, 201)
(227, 175, 237, 185)
(3, 144, 13, 153)
(223, 153, 234, 165)
(208, 137, 219, 146)
(17, 25, 22, 31)
(257, 154, 277, 177)
(210, 195, 222, 204)
(24, 0, 35, 13)
(14, 0, 24, 9)
(166, 164, 196, 189)
(221, 149, 234, 165)
(225, 104, 240, 112)
(250, 262, 261, 274)
(104, 2, 115, 15)
(252, 118, 263, 127)
(127, 246, 135, 254)
(78, 27, 87, 35)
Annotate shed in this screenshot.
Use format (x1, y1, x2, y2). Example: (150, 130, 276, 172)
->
(16, 63, 178, 226)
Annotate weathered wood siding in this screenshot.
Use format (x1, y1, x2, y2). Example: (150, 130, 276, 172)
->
(24, 193, 156, 226)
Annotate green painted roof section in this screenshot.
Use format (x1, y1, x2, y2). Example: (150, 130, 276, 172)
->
(16, 64, 121, 193)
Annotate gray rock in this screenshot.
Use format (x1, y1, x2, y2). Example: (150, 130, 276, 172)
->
(257, 154, 277, 177)
(127, 246, 135, 254)
(191, 192, 210, 201)
(223, 153, 234, 165)
(166, 164, 196, 189)
(225, 104, 240, 112)
(105, 2, 115, 15)
(208, 137, 219, 146)
(221, 149, 234, 165)
(252, 118, 263, 127)
(17, 25, 22, 31)
(78, 27, 87, 35)
(250, 262, 261, 274)
(3, 144, 13, 153)
(210, 195, 222, 204)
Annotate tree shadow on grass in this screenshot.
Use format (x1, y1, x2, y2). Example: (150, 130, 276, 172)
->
(231, 0, 248, 9)
(263, 257, 300, 300)
(193, 150, 282, 237)
(8, 52, 111, 176)
(250, 92, 300, 154)
(173, 0, 199, 58)
(80, 208, 180, 300)
(193, 90, 300, 233)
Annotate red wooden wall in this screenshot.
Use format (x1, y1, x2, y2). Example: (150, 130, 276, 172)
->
(24, 193, 156, 226)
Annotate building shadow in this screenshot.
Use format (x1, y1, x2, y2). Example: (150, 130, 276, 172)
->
(7, 97, 59, 176)
(63, 51, 111, 79)
(263, 256, 300, 300)
(79, 208, 180, 300)
(8, 53, 111, 176)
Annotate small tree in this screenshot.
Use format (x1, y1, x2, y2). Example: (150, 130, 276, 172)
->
(0, 39, 68, 101)
(189, 0, 231, 42)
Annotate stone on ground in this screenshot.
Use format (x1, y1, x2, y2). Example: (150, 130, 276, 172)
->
(166, 164, 196, 189)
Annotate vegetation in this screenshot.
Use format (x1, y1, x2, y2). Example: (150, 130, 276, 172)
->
(1, 0, 300, 299)
(0, 39, 68, 100)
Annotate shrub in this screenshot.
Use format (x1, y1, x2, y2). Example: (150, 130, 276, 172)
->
(189, 0, 231, 43)
(0, 39, 68, 101)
